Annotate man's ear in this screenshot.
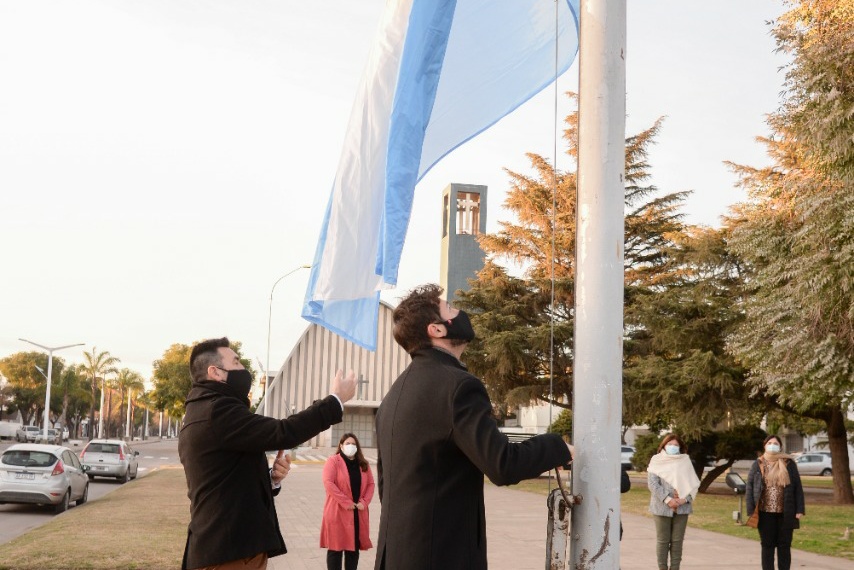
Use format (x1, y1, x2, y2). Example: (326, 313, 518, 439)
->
(427, 322, 446, 340)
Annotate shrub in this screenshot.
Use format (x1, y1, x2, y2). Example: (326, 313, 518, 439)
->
(632, 432, 661, 472)
(547, 409, 572, 439)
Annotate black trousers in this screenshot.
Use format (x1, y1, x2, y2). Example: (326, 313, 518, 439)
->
(327, 549, 359, 570)
(327, 511, 361, 570)
(758, 511, 794, 570)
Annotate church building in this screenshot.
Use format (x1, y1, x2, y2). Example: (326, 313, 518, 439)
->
(258, 183, 509, 447)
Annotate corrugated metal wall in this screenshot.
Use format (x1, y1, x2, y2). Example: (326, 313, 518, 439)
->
(263, 302, 410, 447)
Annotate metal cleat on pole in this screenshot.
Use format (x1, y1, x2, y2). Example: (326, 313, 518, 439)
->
(546, 469, 582, 569)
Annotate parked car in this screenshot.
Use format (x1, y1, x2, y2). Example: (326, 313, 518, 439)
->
(794, 451, 833, 476)
(621, 445, 636, 470)
(15, 425, 40, 443)
(0, 443, 90, 513)
(79, 439, 139, 483)
(46, 429, 63, 445)
(0, 421, 22, 439)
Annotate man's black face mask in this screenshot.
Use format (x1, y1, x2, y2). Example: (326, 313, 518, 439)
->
(218, 367, 253, 400)
(438, 310, 475, 342)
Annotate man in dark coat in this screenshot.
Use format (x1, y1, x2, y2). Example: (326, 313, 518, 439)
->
(375, 285, 573, 570)
(179, 337, 356, 570)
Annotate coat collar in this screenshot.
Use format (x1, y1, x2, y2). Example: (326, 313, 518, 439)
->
(412, 347, 468, 371)
(185, 379, 249, 406)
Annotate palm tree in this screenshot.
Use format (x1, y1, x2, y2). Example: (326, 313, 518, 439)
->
(56, 364, 91, 439)
(81, 347, 120, 440)
(135, 389, 155, 439)
(114, 368, 145, 439)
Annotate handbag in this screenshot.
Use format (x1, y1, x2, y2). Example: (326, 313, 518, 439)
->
(746, 506, 759, 528)
(746, 461, 764, 528)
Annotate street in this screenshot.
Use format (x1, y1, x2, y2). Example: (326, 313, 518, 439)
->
(0, 437, 180, 545)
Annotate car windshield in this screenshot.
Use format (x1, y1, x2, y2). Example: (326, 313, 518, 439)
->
(2, 450, 58, 468)
(87, 443, 120, 454)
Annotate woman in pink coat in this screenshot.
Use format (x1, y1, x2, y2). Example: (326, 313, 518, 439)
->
(320, 433, 374, 570)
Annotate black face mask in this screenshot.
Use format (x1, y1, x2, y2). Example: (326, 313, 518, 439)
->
(439, 310, 476, 342)
(218, 367, 253, 400)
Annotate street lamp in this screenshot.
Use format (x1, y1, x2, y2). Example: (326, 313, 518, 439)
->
(265, 264, 311, 408)
(19, 338, 84, 443)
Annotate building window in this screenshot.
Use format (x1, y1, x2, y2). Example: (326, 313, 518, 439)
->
(456, 192, 480, 235)
(443, 194, 450, 237)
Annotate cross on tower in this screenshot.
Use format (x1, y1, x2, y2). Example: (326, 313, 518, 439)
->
(456, 193, 480, 235)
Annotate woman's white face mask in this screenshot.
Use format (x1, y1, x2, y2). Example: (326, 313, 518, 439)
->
(342, 443, 358, 458)
(765, 443, 781, 453)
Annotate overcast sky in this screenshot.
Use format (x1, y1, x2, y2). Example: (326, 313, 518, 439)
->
(0, 0, 788, 384)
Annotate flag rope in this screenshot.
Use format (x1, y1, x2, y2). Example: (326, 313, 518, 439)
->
(548, 0, 560, 496)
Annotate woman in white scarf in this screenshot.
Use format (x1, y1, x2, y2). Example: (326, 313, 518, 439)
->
(647, 434, 700, 570)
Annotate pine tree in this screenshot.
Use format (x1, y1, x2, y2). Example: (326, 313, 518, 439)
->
(458, 100, 690, 411)
(624, 225, 754, 439)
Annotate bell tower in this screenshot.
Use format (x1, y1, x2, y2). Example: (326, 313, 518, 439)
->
(440, 183, 487, 303)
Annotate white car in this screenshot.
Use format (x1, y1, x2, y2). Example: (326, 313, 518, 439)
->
(0, 443, 90, 513)
(621, 445, 636, 470)
(15, 425, 40, 443)
(795, 452, 833, 476)
(79, 439, 139, 483)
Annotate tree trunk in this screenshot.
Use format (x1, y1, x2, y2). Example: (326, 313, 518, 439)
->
(699, 459, 735, 494)
(27, 405, 40, 427)
(825, 405, 854, 504)
(106, 389, 112, 438)
(59, 390, 69, 436)
(119, 389, 125, 440)
(88, 376, 97, 440)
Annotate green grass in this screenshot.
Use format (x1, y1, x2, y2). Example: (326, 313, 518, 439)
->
(0, 467, 189, 570)
(798, 475, 850, 490)
(511, 474, 854, 561)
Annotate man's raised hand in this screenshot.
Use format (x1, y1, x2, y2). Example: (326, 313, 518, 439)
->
(332, 369, 357, 403)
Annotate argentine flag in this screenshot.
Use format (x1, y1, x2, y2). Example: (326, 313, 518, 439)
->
(303, 0, 581, 350)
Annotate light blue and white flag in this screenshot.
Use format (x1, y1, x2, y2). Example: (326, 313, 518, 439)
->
(303, 0, 580, 350)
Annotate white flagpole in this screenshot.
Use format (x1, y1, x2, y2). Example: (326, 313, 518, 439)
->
(571, 0, 626, 568)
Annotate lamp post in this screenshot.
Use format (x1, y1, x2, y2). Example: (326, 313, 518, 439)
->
(19, 339, 84, 442)
(265, 264, 310, 404)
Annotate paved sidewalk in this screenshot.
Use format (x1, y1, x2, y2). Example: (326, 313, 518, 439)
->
(270, 461, 849, 570)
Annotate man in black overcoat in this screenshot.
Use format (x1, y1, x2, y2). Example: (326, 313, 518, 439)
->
(179, 337, 356, 570)
(375, 284, 573, 570)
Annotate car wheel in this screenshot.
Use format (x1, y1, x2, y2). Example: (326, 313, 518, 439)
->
(119, 469, 130, 484)
(821, 468, 832, 476)
(55, 490, 70, 514)
(131, 467, 138, 480)
(77, 483, 89, 505)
